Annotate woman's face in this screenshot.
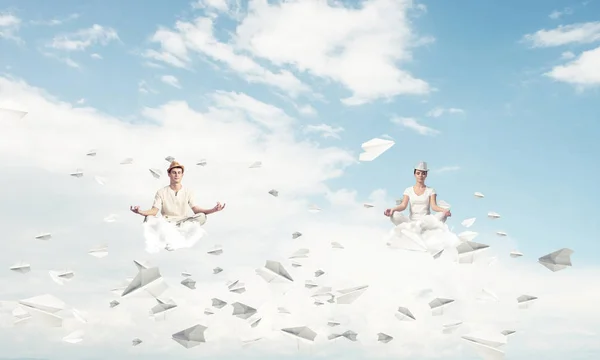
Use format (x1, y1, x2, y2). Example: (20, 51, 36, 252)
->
(415, 170, 428, 182)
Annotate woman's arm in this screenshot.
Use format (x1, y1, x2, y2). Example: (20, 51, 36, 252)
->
(392, 195, 409, 212)
(429, 194, 448, 213)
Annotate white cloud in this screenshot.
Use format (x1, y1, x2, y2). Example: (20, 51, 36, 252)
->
(522, 21, 600, 47)
(234, 0, 432, 105)
(30, 13, 80, 26)
(545, 46, 600, 86)
(1, 76, 599, 360)
(48, 24, 119, 51)
(138, 80, 157, 94)
(160, 75, 182, 89)
(426, 107, 464, 118)
(144, 18, 309, 97)
(192, 0, 230, 12)
(90, 53, 103, 59)
(0, 13, 22, 42)
(392, 116, 439, 136)
(40, 51, 81, 69)
(433, 165, 460, 174)
(297, 104, 317, 117)
(561, 51, 575, 59)
(548, 7, 573, 20)
(303, 123, 344, 139)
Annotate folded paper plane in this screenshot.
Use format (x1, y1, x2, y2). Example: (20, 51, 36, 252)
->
(358, 138, 394, 162)
(172, 324, 207, 348)
(281, 326, 317, 342)
(256, 260, 294, 283)
(538, 248, 573, 272)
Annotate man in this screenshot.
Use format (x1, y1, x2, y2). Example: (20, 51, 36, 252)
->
(130, 161, 226, 222)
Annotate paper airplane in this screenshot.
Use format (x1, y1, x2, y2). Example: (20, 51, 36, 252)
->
(358, 138, 395, 162)
(538, 248, 573, 272)
(442, 321, 463, 334)
(88, 245, 108, 258)
(231, 302, 257, 320)
(9, 262, 30, 274)
(329, 330, 358, 341)
(314, 269, 325, 277)
(172, 324, 207, 348)
(120, 158, 133, 165)
(429, 298, 455, 316)
(461, 217, 476, 228)
(227, 280, 246, 294)
(196, 159, 207, 166)
(121, 266, 167, 298)
(70, 169, 83, 177)
(462, 332, 507, 359)
(86, 149, 96, 156)
(213, 267, 223, 274)
(35, 233, 52, 240)
(496, 231, 508, 237)
(457, 241, 490, 263)
(289, 248, 309, 259)
(132, 338, 142, 346)
(327, 320, 341, 327)
(110, 300, 120, 308)
(0, 107, 28, 121)
(149, 298, 177, 318)
(335, 285, 368, 304)
(476, 288, 499, 302)
(281, 326, 317, 342)
(487, 211, 500, 219)
(49, 269, 75, 285)
(181, 278, 196, 289)
(211, 298, 227, 309)
(268, 189, 278, 197)
(204, 308, 214, 316)
(278, 307, 291, 314)
(249, 161, 262, 168)
(377, 333, 393, 343)
(331, 241, 344, 249)
(103, 214, 117, 222)
(62, 330, 84, 344)
(395, 306, 416, 321)
(207, 245, 223, 255)
(363, 203, 374, 208)
(517, 294, 537, 309)
(256, 260, 294, 283)
(165, 156, 175, 163)
(474, 192, 485, 198)
(510, 250, 523, 258)
(292, 231, 302, 239)
(149, 169, 161, 179)
(181, 271, 192, 277)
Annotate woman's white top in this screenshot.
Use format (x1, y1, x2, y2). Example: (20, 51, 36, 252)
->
(404, 186, 436, 221)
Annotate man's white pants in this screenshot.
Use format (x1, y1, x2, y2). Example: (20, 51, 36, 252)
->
(143, 217, 206, 253)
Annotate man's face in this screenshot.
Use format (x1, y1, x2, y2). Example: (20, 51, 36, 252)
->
(169, 168, 183, 183)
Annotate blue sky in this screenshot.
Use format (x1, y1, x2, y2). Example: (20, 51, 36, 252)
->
(1, 0, 599, 359)
(6, 0, 596, 260)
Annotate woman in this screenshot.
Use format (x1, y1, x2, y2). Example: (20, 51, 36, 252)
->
(384, 161, 451, 226)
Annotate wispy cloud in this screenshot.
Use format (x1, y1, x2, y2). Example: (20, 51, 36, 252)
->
(90, 53, 103, 60)
(48, 24, 119, 51)
(426, 107, 465, 118)
(30, 13, 79, 26)
(304, 123, 344, 139)
(160, 75, 182, 89)
(138, 80, 157, 94)
(0, 13, 22, 43)
(433, 165, 460, 174)
(522, 22, 600, 48)
(392, 116, 439, 136)
(549, 7, 573, 20)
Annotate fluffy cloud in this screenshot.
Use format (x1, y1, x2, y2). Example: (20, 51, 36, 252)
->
(144, 0, 432, 105)
(48, 24, 120, 51)
(0, 76, 599, 360)
(304, 124, 344, 139)
(545, 46, 600, 86)
(143, 18, 309, 97)
(234, 0, 432, 105)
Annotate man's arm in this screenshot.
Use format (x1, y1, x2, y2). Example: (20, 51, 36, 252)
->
(131, 191, 161, 217)
(139, 207, 159, 216)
